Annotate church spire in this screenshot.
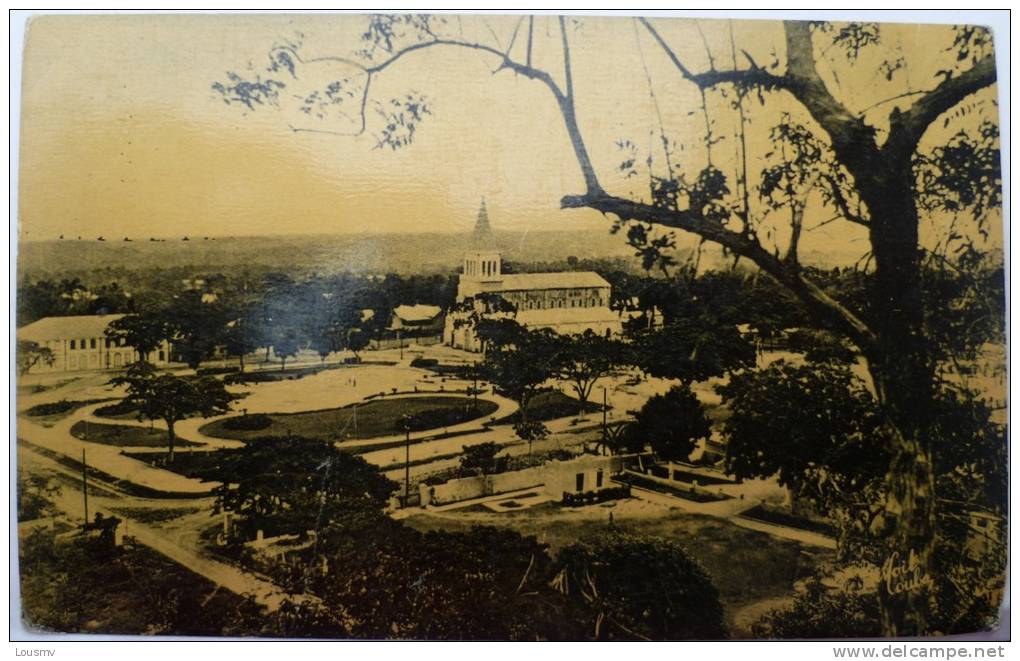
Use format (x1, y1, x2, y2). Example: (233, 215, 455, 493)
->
(472, 198, 495, 248)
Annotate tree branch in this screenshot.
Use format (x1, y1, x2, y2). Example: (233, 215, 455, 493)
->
(561, 191, 877, 350)
(638, 18, 786, 91)
(893, 54, 997, 151)
(782, 22, 881, 178)
(824, 174, 869, 226)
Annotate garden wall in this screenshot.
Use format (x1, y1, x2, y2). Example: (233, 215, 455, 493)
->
(419, 454, 638, 507)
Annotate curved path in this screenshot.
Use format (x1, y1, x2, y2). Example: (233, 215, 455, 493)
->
(18, 403, 214, 494)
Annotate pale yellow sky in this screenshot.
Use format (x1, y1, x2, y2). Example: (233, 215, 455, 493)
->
(17, 14, 1000, 261)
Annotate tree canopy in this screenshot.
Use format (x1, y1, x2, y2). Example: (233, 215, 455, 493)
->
(111, 362, 234, 461)
(212, 14, 1003, 635)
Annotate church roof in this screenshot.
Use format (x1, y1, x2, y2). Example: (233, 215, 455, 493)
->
(493, 271, 610, 291)
(17, 314, 127, 343)
(471, 199, 496, 249)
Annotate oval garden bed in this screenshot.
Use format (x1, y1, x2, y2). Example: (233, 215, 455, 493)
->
(200, 396, 499, 443)
(70, 421, 202, 448)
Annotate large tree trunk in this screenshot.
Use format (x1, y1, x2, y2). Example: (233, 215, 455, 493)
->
(860, 161, 938, 637)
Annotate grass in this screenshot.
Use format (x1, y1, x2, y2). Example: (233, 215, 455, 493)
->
(200, 396, 498, 443)
(93, 400, 141, 420)
(499, 390, 603, 424)
(22, 398, 114, 424)
(18, 439, 210, 499)
(403, 507, 831, 635)
(69, 421, 202, 448)
(23, 398, 108, 417)
(738, 504, 838, 538)
(16, 377, 80, 396)
(19, 528, 259, 636)
(123, 449, 238, 482)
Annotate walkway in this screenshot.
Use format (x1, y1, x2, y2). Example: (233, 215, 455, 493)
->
(17, 403, 214, 495)
(18, 444, 297, 612)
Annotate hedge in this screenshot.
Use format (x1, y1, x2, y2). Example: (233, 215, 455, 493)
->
(561, 485, 631, 506)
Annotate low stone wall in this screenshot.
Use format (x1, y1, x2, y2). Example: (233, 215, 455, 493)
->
(421, 465, 546, 506)
(419, 454, 642, 507)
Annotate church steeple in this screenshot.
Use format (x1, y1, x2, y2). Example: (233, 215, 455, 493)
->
(472, 198, 495, 248)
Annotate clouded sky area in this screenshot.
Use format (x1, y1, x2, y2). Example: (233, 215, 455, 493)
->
(17, 13, 1000, 263)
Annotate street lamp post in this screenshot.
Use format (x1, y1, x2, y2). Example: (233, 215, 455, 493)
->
(402, 416, 411, 508)
(602, 387, 608, 451)
(82, 449, 89, 526)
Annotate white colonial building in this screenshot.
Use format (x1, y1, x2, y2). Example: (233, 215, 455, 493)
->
(17, 314, 173, 373)
(444, 203, 624, 351)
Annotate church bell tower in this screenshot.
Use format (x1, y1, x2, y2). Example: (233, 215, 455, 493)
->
(458, 199, 502, 300)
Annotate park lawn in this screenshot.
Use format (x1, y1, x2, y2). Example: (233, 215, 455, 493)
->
(69, 421, 202, 448)
(500, 390, 602, 424)
(93, 399, 143, 420)
(21, 398, 115, 425)
(19, 529, 259, 636)
(200, 396, 498, 443)
(123, 449, 239, 482)
(402, 506, 830, 636)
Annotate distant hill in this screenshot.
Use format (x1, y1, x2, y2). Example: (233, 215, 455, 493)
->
(17, 228, 868, 281)
(17, 230, 642, 280)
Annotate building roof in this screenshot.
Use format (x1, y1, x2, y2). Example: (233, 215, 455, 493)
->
(472, 199, 496, 249)
(17, 314, 127, 343)
(494, 271, 610, 292)
(392, 304, 443, 323)
(514, 306, 622, 327)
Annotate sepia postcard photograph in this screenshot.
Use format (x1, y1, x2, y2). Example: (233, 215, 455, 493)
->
(11, 9, 1008, 644)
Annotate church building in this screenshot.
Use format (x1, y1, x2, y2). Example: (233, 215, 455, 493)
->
(444, 201, 623, 351)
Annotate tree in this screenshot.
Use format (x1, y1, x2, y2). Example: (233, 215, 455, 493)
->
(625, 384, 711, 462)
(298, 524, 587, 640)
(105, 312, 170, 362)
(785, 328, 858, 364)
(719, 360, 890, 554)
(458, 441, 502, 475)
(221, 295, 262, 372)
(753, 577, 882, 639)
(552, 330, 622, 416)
(212, 435, 397, 541)
(17, 340, 55, 376)
(630, 317, 756, 385)
(720, 360, 1006, 632)
(476, 319, 559, 453)
(164, 290, 231, 370)
(111, 363, 234, 462)
(215, 16, 1001, 634)
(345, 328, 369, 360)
(271, 325, 303, 372)
(551, 530, 727, 640)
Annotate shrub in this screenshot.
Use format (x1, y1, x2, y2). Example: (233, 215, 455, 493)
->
(554, 530, 727, 639)
(24, 399, 77, 416)
(410, 357, 439, 368)
(561, 485, 630, 506)
(401, 406, 485, 432)
(196, 366, 240, 376)
(221, 413, 273, 431)
(93, 400, 138, 418)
